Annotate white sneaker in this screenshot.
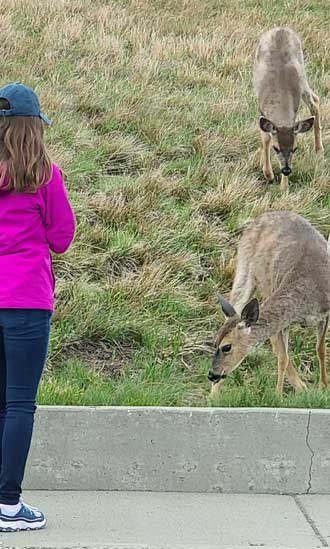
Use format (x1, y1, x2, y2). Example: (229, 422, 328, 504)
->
(0, 502, 46, 531)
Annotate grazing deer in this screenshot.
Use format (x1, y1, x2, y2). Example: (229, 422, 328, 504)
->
(254, 27, 323, 191)
(208, 211, 330, 396)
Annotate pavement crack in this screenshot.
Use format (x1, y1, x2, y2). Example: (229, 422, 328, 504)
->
(306, 410, 314, 494)
(294, 495, 329, 547)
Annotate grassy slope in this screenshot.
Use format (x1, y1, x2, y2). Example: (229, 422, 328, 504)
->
(3, 0, 330, 407)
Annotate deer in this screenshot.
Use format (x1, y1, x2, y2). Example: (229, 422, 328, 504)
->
(208, 211, 330, 397)
(254, 27, 323, 192)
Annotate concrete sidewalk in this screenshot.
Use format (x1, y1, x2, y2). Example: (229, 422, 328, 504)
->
(1, 491, 330, 549)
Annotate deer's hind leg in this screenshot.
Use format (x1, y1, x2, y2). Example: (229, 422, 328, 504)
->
(317, 316, 329, 389)
(271, 329, 307, 396)
(302, 89, 323, 154)
(282, 328, 307, 391)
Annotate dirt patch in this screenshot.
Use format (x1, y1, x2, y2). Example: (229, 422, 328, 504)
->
(67, 341, 137, 376)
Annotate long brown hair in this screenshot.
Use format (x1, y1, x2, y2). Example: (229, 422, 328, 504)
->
(0, 98, 52, 193)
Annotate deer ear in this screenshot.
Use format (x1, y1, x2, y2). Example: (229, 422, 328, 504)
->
(294, 117, 315, 134)
(241, 298, 259, 326)
(259, 116, 277, 134)
(217, 294, 237, 318)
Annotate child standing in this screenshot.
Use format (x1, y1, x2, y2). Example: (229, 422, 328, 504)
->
(0, 83, 75, 531)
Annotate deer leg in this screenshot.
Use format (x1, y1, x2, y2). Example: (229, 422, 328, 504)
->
(273, 332, 288, 396)
(286, 361, 307, 391)
(280, 175, 289, 192)
(260, 130, 274, 182)
(281, 328, 307, 391)
(317, 316, 328, 389)
(273, 330, 306, 396)
(302, 89, 323, 154)
(210, 378, 225, 396)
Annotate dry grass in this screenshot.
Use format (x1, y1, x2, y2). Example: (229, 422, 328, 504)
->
(2, 0, 330, 406)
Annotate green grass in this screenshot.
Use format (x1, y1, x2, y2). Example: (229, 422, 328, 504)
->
(5, 0, 330, 407)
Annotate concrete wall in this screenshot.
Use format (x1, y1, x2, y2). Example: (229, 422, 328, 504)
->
(24, 406, 330, 494)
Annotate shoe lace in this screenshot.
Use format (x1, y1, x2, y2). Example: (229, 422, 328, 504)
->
(20, 498, 37, 511)
(22, 503, 41, 518)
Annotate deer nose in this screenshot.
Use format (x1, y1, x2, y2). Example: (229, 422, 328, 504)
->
(281, 166, 291, 176)
(208, 371, 223, 383)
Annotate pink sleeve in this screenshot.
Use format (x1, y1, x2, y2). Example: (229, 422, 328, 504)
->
(44, 164, 75, 254)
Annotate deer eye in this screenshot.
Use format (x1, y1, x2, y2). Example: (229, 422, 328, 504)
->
(273, 146, 280, 154)
(221, 344, 232, 353)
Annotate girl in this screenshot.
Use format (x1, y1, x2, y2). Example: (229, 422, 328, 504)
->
(0, 83, 75, 531)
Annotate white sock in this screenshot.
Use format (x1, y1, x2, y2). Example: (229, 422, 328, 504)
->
(0, 502, 22, 516)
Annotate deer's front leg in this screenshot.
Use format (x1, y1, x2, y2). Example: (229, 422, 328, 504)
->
(274, 332, 289, 397)
(210, 379, 225, 396)
(260, 130, 274, 182)
(280, 175, 289, 192)
(317, 316, 329, 389)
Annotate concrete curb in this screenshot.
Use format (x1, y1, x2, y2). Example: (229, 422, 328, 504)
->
(0, 546, 322, 549)
(24, 406, 330, 494)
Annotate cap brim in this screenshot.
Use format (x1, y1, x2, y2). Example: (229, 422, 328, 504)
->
(40, 112, 52, 125)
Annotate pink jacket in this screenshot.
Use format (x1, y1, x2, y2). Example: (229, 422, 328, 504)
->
(0, 163, 75, 311)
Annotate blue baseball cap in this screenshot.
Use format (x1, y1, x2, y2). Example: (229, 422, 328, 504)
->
(0, 82, 52, 125)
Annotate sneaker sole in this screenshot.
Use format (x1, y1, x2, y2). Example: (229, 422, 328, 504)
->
(0, 518, 46, 531)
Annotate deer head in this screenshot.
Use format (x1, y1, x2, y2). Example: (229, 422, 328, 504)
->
(208, 295, 260, 384)
(259, 115, 314, 177)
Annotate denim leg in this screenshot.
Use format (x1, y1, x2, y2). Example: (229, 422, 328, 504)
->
(0, 310, 51, 504)
(0, 329, 6, 475)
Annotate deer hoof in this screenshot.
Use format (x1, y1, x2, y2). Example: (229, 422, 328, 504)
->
(263, 172, 274, 183)
(296, 381, 308, 392)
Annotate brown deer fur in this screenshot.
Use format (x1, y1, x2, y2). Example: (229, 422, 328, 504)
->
(254, 27, 323, 191)
(209, 211, 330, 396)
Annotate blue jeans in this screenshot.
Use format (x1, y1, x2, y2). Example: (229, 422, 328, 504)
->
(0, 309, 51, 504)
